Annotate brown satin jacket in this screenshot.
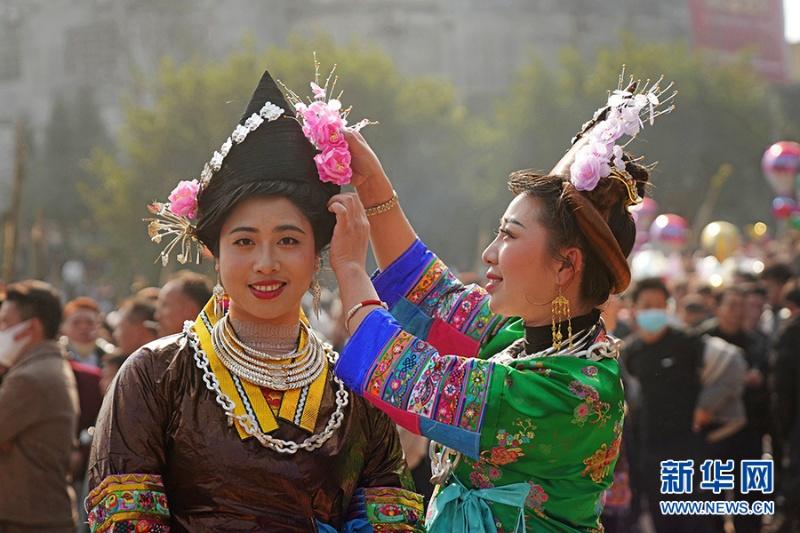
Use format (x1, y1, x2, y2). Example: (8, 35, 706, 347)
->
(86, 334, 422, 532)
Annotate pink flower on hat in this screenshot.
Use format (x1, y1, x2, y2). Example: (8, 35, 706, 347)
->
(315, 146, 352, 185)
(570, 149, 605, 191)
(167, 179, 200, 219)
(299, 100, 347, 151)
(589, 117, 624, 146)
(310, 82, 326, 99)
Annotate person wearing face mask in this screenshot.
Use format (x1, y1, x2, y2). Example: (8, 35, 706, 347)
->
(0, 280, 80, 533)
(622, 278, 713, 532)
(328, 75, 676, 531)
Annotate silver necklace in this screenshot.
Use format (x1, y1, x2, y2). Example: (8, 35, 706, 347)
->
(185, 320, 349, 454)
(211, 316, 325, 390)
(222, 315, 311, 360)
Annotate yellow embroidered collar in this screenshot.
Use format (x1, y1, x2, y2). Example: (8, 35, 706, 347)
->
(193, 300, 328, 439)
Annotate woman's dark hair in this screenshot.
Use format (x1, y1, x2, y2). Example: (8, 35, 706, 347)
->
(194, 179, 335, 257)
(508, 157, 650, 307)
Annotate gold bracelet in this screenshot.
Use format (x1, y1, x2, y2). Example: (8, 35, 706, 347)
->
(344, 300, 388, 335)
(364, 190, 398, 217)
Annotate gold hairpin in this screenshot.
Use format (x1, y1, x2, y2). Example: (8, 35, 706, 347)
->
(608, 170, 642, 207)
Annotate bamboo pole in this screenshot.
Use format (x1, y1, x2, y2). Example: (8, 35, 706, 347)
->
(2, 120, 27, 282)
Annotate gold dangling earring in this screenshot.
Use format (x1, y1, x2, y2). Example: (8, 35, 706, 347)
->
(213, 279, 228, 318)
(551, 285, 572, 351)
(311, 278, 321, 319)
(311, 256, 322, 319)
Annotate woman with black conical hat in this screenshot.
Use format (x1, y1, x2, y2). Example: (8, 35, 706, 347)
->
(86, 70, 424, 532)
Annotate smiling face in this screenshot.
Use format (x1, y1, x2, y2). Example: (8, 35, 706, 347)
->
(217, 196, 318, 326)
(481, 193, 574, 324)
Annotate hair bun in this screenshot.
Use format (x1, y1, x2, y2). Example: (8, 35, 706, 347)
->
(580, 155, 650, 257)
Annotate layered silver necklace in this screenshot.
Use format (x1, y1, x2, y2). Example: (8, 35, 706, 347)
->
(184, 317, 349, 454)
(211, 314, 325, 390)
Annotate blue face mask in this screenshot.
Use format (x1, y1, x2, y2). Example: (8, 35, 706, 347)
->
(636, 308, 670, 334)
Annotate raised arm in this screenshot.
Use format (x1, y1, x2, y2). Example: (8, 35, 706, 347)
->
(346, 130, 416, 270)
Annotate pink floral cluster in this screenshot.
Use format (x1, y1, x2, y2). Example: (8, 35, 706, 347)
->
(168, 179, 200, 219)
(569, 94, 648, 192)
(295, 82, 353, 186)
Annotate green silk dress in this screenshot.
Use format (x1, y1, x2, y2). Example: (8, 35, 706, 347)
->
(335, 239, 625, 532)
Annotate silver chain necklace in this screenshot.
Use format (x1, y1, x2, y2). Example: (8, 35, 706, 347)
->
(211, 315, 325, 390)
(184, 320, 349, 454)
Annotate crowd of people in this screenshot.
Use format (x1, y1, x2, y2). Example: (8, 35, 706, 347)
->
(1, 238, 798, 532)
(1, 65, 799, 533)
(0, 271, 212, 531)
(601, 256, 800, 533)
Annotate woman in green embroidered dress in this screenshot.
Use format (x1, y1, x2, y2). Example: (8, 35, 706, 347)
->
(328, 77, 676, 532)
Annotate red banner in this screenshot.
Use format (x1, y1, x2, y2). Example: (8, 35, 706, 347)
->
(689, 0, 787, 82)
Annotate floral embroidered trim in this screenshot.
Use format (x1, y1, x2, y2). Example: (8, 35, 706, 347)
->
(363, 487, 425, 532)
(85, 474, 169, 533)
(381, 338, 433, 410)
(582, 421, 623, 484)
(407, 258, 502, 345)
(407, 257, 447, 305)
(367, 331, 494, 433)
(367, 331, 415, 398)
(458, 361, 492, 432)
(406, 354, 451, 419)
(569, 380, 611, 427)
(468, 419, 536, 489)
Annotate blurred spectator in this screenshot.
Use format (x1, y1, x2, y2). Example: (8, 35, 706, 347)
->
(0, 280, 79, 532)
(761, 263, 794, 342)
(113, 297, 158, 356)
(697, 287, 769, 533)
(774, 280, 800, 531)
(623, 278, 713, 533)
(695, 285, 718, 319)
(602, 293, 631, 338)
(155, 271, 212, 336)
(742, 284, 769, 338)
(60, 297, 114, 367)
(68, 357, 102, 533)
(136, 286, 161, 302)
(99, 353, 128, 396)
(678, 294, 709, 329)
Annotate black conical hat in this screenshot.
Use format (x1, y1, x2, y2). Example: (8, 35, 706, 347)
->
(211, 70, 340, 198)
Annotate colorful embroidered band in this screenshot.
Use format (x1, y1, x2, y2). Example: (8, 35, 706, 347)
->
(347, 487, 425, 532)
(85, 473, 170, 533)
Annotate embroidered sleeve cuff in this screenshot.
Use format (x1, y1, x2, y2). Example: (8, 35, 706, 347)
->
(337, 308, 401, 394)
(371, 239, 433, 308)
(86, 473, 170, 533)
(345, 487, 425, 532)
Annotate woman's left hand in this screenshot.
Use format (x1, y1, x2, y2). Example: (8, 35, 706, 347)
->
(328, 193, 370, 278)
